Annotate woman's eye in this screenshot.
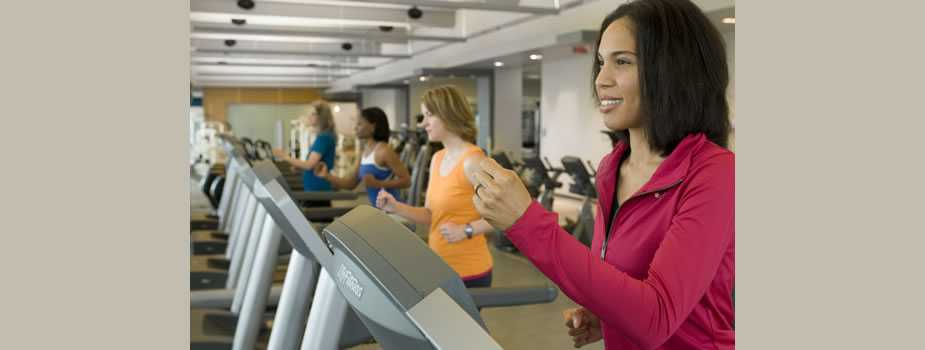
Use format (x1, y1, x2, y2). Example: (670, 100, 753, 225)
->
(616, 58, 631, 65)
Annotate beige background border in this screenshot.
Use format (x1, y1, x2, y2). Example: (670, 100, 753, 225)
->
(2, 0, 924, 349)
(739, 0, 924, 348)
(1, 0, 189, 348)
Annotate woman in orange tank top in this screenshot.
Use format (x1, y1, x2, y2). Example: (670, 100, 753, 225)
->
(375, 85, 494, 288)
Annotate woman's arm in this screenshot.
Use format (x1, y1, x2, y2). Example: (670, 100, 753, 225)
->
(283, 151, 322, 171)
(387, 201, 432, 227)
(376, 149, 433, 227)
(320, 165, 360, 190)
(436, 218, 495, 243)
(285, 132, 335, 171)
(503, 154, 735, 349)
(467, 219, 494, 235)
(370, 146, 411, 189)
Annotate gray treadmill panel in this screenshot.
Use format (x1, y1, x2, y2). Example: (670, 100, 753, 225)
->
(331, 242, 425, 340)
(407, 288, 504, 350)
(236, 162, 258, 192)
(322, 206, 488, 349)
(250, 160, 332, 267)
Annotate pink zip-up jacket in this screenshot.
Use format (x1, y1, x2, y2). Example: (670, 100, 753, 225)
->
(506, 133, 734, 350)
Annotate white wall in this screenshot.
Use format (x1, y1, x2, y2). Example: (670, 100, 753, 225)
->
(361, 88, 400, 130)
(493, 67, 524, 159)
(540, 52, 614, 194)
(331, 102, 358, 137)
(523, 79, 541, 101)
(227, 104, 314, 146)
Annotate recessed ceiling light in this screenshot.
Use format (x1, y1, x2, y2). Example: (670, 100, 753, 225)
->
(190, 13, 411, 30)
(419, 76, 429, 82)
(190, 32, 343, 44)
(333, 104, 341, 113)
(237, 0, 255, 10)
(408, 6, 423, 20)
(529, 54, 543, 60)
(494, 61, 504, 67)
(722, 17, 735, 24)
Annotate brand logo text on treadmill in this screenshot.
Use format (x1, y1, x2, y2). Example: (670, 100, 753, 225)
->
(337, 264, 364, 299)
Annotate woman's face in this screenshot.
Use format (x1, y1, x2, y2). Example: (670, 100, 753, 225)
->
(307, 110, 319, 127)
(420, 103, 449, 142)
(354, 115, 374, 139)
(595, 17, 642, 131)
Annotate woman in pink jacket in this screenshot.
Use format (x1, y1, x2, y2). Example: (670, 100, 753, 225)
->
(468, 0, 734, 349)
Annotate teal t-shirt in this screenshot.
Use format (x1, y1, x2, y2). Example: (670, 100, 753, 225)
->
(302, 131, 336, 191)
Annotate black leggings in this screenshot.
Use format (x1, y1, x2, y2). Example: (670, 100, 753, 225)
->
(463, 271, 493, 288)
(300, 200, 332, 208)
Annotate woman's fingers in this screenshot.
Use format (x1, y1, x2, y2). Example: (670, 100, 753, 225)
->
(478, 158, 507, 179)
(568, 327, 589, 337)
(472, 171, 500, 199)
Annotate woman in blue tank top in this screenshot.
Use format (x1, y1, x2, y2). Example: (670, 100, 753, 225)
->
(314, 107, 410, 204)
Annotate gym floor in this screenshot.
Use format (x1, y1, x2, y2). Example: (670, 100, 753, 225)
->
(190, 176, 603, 350)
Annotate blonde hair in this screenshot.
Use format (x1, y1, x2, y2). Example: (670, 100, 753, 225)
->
(312, 100, 335, 132)
(422, 85, 477, 144)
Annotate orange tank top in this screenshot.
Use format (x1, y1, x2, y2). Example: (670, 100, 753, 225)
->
(425, 145, 493, 280)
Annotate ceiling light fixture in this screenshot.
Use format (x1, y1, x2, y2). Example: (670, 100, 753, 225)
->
(494, 61, 504, 67)
(237, 0, 255, 10)
(722, 17, 735, 24)
(408, 6, 423, 20)
(529, 54, 543, 60)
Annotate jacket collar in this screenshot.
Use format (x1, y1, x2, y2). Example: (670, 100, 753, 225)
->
(596, 133, 707, 214)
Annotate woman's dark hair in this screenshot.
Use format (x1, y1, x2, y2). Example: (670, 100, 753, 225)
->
(592, 0, 730, 155)
(360, 107, 391, 142)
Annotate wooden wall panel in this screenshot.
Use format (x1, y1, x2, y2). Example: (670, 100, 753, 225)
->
(202, 87, 323, 122)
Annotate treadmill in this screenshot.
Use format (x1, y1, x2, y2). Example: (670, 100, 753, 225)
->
(192, 136, 359, 257)
(247, 161, 560, 349)
(320, 206, 504, 349)
(560, 156, 597, 247)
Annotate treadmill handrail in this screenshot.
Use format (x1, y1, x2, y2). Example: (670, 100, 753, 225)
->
(468, 286, 559, 308)
(302, 206, 353, 221)
(291, 190, 360, 201)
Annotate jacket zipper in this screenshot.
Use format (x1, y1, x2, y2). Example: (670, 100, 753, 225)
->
(601, 178, 684, 261)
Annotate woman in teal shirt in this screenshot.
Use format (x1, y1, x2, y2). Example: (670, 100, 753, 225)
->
(273, 100, 338, 205)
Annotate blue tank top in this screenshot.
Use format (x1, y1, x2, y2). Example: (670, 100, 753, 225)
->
(302, 131, 336, 191)
(357, 143, 401, 204)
